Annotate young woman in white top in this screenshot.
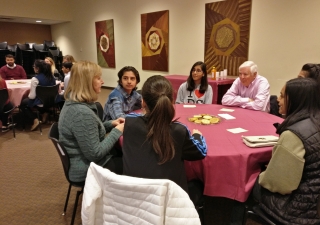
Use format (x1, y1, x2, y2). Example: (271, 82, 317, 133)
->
(176, 61, 213, 104)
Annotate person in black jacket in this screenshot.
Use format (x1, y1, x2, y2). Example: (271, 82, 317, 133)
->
(255, 78, 320, 224)
(122, 75, 207, 194)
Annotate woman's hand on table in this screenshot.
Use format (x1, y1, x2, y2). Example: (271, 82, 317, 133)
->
(192, 129, 202, 135)
(112, 118, 125, 132)
(112, 117, 125, 126)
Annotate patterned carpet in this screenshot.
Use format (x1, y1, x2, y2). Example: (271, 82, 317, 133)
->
(0, 88, 262, 225)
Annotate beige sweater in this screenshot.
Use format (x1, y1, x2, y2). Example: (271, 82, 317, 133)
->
(259, 130, 305, 195)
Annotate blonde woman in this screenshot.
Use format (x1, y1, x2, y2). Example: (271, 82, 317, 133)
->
(58, 61, 124, 182)
(62, 55, 76, 64)
(44, 57, 62, 80)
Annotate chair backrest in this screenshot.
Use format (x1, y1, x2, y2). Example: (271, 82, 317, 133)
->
(48, 123, 84, 186)
(26, 42, 35, 49)
(318, 192, 320, 217)
(0, 41, 8, 50)
(48, 123, 71, 181)
(33, 44, 45, 51)
(7, 44, 17, 53)
(36, 84, 59, 108)
(269, 95, 282, 118)
(94, 102, 104, 121)
(0, 89, 9, 112)
(44, 40, 55, 50)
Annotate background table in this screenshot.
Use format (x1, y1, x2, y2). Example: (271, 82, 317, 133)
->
(174, 104, 283, 202)
(6, 79, 31, 106)
(165, 75, 235, 104)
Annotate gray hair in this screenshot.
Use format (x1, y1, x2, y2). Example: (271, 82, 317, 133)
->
(239, 61, 258, 74)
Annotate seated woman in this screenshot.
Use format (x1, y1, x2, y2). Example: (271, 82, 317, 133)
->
(103, 66, 141, 121)
(0, 75, 14, 132)
(122, 75, 207, 195)
(20, 60, 56, 131)
(59, 61, 124, 183)
(256, 78, 320, 224)
(176, 61, 213, 104)
(45, 57, 62, 81)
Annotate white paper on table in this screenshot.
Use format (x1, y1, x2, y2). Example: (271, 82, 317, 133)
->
(183, 105, 196, 108)
(227, 128, 248, 134)
(219, 108, 234, 112)
(218, 113, 236, 120)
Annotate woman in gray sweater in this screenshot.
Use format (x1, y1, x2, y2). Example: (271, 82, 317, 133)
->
(58, 61, 124, 182)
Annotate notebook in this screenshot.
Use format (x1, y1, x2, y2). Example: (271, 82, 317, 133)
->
(242, 135, 279, 148)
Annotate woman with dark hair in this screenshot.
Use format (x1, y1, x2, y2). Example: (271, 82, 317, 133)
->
(122, 75, 207, 193)
(298, 63, 320, 79)
(103, 66, 141, 120)
(20, 60, 56, 131)
(176, 61, 213, 104)
(0, 75, 14, 132)
(256, 78, 320, 224)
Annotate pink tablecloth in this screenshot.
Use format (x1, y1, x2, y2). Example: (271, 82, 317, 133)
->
(165, 75, 235, 104)
(6, 79, 31, 106)
(174, 104, 284, 202)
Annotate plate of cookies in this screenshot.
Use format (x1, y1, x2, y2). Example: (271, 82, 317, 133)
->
(188, 114, 222, 125)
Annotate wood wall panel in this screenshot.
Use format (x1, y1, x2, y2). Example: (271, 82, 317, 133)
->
(0, 22, 52, 45)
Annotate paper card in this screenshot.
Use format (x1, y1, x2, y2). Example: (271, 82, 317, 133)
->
(227, 128, 248, 134)
(183, 105, 196, 108)
(218, 113, 236, 120)
(220, 108, 234, 112)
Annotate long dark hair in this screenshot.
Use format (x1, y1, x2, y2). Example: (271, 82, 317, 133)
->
(187, 61, 208, 93)
(141, 75, 175, 164)
(277, 78, 320, 134)
(34, 59, 54, 82)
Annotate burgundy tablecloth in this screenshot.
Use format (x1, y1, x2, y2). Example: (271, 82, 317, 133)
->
(174, 104, 284, 202)
(6, 79, 31, 106)
(165, 75, 235, 104)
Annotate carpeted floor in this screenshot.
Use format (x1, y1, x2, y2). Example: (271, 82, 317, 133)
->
(0, 88, 261, 225)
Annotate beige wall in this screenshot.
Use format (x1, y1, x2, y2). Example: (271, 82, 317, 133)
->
(50, 0, 320, 95)
(0, 22, 52, 44)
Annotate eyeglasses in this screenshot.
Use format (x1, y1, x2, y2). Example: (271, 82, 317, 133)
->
(192, 69, 202, 73)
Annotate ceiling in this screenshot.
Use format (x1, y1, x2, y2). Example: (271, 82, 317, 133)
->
(0, 15, 67, 25)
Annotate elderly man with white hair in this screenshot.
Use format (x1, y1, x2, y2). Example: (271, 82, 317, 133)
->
(221, 61, 270, 112)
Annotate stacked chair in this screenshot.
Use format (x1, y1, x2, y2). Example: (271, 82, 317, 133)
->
(0, 41, 11, 68)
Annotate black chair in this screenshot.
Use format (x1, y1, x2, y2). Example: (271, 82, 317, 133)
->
(0, 41, 8, 50)
(7, 44, 17, 56)
(44, 40, 55, 50)
(245, 205, 277, 225)
(16, 43, 34, 75)
(95, 102, 104, 121)
(269, 95, 282, 118)
(48, 123, 85, 225)
(25, 42, 35, 49)
(0, 89, 17, 138)
(0, 49, 11, 68)
(34, 84, 60, 134)
(33, 44, 48, 60)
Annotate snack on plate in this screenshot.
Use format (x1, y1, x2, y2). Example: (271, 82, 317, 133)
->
(194, 120, 202, 124)
(203, 115, 212, 120)
(210, 117, 220, 124)
(188, 114, 221, 125)
(188, 117, 197, 122)
(201, 119, 210, 125)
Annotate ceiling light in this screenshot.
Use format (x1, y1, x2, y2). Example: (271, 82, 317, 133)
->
(36, 20, 42, 23)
